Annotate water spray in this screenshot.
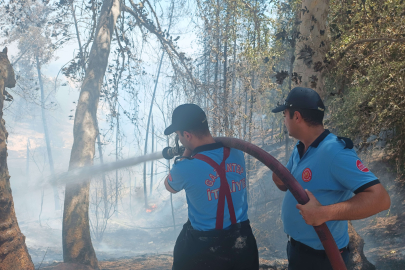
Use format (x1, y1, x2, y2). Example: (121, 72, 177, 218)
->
(51, 135, 185, 187)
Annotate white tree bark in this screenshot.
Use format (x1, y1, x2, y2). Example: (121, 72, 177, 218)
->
(62, 0, 121, 268)
(293, 0, 330, 95)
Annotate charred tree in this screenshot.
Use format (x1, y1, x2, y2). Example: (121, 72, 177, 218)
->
(347, 221, 375, 270)
(0, 48, 34, 270)
(62, 0, 121, 268)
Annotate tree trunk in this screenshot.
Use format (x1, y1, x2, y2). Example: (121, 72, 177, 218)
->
(223, 8, 230, 136)
(62, 0, 121, 268)
(26, 139, 30, 182)
(293, 0, 330, 95)
(72, 1, 109, 220)
(36, 55, 60, 211)
(149, 117, 154, 195)
(115, 108, 119, 215)
(347, 221, 375, 270)
(96, 133, 108, 219)
(0, 49, 34, 270)
(143, 51, 164, 208)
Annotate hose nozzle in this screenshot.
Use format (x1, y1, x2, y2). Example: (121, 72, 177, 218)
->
(162, 145, 185, 160)
(162, 134, 185, 159)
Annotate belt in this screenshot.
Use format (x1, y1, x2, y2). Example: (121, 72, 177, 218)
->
(185, 220, 251, 237)
(288, 235, 350, 255)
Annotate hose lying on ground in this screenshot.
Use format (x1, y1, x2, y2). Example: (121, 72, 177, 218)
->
(215, 137, 347, 270)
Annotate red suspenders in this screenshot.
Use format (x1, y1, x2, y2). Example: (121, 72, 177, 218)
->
(193, 147, 237, 230)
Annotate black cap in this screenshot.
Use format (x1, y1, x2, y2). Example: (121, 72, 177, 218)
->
(164, 104, 207, 135)
(272, 87, 325, 113)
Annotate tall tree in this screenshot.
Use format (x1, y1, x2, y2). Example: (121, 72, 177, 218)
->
(0, 48, 34, 270)
(36, 54, 60, 210)
(292, 0, 330, 95)
(62, 0, 121, 268)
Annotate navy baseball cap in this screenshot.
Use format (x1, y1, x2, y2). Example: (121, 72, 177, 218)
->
(164, 104, 207, 135)
(272, 87, 325, 113)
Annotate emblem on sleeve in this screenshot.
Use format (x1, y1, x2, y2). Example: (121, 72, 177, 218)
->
(302, 168, 312, 182)
(356, 160, 369, 172)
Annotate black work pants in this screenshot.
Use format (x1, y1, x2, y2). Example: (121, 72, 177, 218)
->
(172, 220, 259, 270)
(287, 238, 350, 270)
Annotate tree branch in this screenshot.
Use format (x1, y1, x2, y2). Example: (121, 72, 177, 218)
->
(330, 37, 405, 69)
(122, 3, 198, 90)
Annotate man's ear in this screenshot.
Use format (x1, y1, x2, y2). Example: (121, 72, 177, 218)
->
(294, 111, 301, 121)
(183, 131, 192, 141)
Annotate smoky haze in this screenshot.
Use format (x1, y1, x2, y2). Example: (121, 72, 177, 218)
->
(2, 0, 403, 269)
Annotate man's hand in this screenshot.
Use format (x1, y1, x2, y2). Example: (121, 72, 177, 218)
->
(296, 189, 328, 226)
(296, 184, 391, 226)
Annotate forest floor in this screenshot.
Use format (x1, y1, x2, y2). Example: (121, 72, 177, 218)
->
(31, 133, 405, 270)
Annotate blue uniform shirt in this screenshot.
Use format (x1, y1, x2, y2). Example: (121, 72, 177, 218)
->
(168, 142, 249, 231)
(282, 130, 379, 250)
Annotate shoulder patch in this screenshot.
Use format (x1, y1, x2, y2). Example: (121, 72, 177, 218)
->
(356, 160, 370, 172)
(337, 136, 354, 149)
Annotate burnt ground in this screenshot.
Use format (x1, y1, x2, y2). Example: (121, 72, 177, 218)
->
(41, 256, 288, 270)
(32, 133, 405, 270)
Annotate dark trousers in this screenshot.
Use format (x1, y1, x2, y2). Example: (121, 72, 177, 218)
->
(287, 238, 350, 270)
(172, 220, 259, 270)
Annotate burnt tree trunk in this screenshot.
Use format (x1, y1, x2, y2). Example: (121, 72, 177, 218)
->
(62, 0, 121, 269)
(0, 49, 34, 270)
(347, 221, 375, 270)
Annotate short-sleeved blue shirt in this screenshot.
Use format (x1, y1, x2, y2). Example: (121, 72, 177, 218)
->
(282, 130, 379, 250)
(168, 142, 249, 231)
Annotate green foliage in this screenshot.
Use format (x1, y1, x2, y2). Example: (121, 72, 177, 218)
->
(326, 0, 405, 172)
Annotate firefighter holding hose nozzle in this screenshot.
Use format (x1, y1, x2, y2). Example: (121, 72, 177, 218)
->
(164, 104, 259, 270)
(272, 87, 391, 270)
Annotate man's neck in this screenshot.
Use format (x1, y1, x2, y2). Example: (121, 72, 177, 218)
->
(190, 136, 216, 151)
(299, 125, 325, 152)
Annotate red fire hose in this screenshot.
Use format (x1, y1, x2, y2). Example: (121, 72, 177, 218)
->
(215, 137, 347, 270)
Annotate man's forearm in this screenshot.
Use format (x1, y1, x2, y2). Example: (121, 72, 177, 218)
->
(322, 184, 390, 221)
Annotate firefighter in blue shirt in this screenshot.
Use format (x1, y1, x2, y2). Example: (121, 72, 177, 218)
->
(164, 104, 259, 270)
(272, 87, 391, 270)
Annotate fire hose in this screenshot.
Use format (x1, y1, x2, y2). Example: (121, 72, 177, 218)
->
(52, 135, 346, 269)
(163, 136, 347, 270)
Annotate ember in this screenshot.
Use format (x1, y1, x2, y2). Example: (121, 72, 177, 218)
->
(145, 204, 157, 213)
